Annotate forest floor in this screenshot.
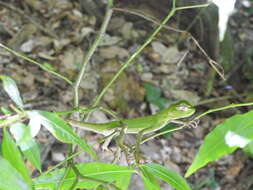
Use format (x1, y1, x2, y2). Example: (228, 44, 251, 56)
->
(0, 0, 253, 189)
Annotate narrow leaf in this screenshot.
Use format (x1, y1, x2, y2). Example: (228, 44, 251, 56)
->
(2, 129, 32, 188)
(186, 110, 253, 177)
(139, 166, 161, 190)
(10, 123, 41, 171)
(0, 75, 24, 109)
(0, 156, 31, 190)
(34, 162, 133, 190)
(141, 163, 191, 190)
(27, 110, 97, 159)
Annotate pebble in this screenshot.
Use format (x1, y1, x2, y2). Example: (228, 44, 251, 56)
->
(140, 72, 153, 82)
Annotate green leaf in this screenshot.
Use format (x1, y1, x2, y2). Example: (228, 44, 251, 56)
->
(186, 110, 253, 177)
(143, 82, 168, 109)
(27, 110, 97, 159)
(154, 98, 168, 109)
(143, 82, 161, 102)
(10, 123, 41, 171)
(34, 162, 134, 190)
(141, 163, 191, 190)
(0, 75, 24, 109)
(2, 129, 32, 188)
(0, 156, 31, 190)
(139, 166, 161, 190)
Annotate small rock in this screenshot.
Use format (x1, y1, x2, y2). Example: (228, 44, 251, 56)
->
(149, 103, 160, 114)
(158, 64, 175, 74)
(108, 17, 125, 31)
(152, 41, 167, 55)
(61, 47, 83, 70)
(162, 46, 185, 64)
(52, 152, 65, 162)
(99, 34, 121, 46)
(80, 72, 98, 90)
(225, 161, 244, 180)
(173, 132, 185, 140)
(89, 110, 109, 123)
(170, 89, 200, 105)
(193, 125, 206, 139)
(171, 147, 182, 163)
(160, 146, 172, 160)
(99, 46, 129, 59)
(20, 40, 35, 52)
(120, 22, 133, 40)
(53, 38, 71, 50)
(140, 72, 153, 82)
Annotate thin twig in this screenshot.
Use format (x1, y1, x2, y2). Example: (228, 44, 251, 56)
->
(62, 3, 114, 188)
(196, 93, 247, 106)
(194, 101, 253, 120)
(0, 43, 73, 85)
(112, 7, 185, 33)
(73, 7, 113, 107)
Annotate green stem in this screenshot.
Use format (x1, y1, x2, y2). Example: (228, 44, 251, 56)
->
(55, 166, 71, 190)
(62, 4, 113, 188)
(0, 43, 73, 85)
(194, 102, 253, 120)
(175, 3, 210, 11)
(141, 125, 184, 144)
(73, 7, 113, 107)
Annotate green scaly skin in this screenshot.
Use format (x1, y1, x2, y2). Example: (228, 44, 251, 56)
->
(67, 100, 195, 134)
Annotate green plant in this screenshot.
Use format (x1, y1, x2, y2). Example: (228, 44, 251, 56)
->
(0, 0, 253, 190)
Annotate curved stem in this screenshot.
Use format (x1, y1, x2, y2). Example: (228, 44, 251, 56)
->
(73, 7, 113, 107)
(194, 102, 253, 120)
(0, 43, 73, 85)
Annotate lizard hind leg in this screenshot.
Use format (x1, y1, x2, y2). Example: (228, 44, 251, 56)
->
(112, 125, 132, 165)
(134, 127, 152, 164)
(101, 130, 118, 151)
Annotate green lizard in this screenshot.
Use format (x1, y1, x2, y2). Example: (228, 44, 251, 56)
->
(67, 100, 195, 135)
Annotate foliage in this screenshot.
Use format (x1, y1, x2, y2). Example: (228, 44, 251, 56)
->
(143, 82, 168, 109)
(0, 0, 252, 189)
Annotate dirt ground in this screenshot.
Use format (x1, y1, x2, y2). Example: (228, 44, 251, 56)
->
(0, 0, 253, 189)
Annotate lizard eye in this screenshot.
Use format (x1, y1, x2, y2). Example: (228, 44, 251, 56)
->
(176, 104, 190, 112)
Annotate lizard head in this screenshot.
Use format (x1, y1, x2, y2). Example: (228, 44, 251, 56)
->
(167, 100, 195, 119)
